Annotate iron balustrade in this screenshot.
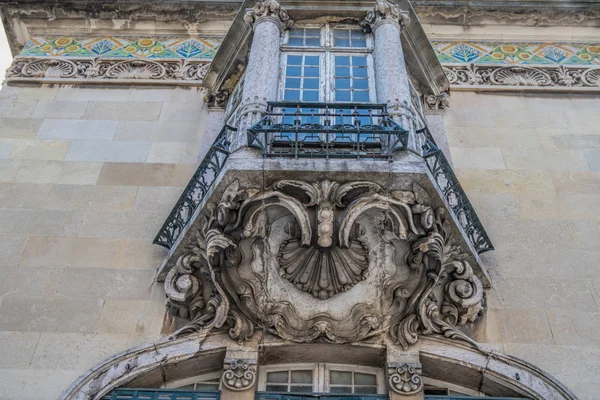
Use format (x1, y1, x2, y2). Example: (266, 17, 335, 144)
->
(417, 126, 494, 254)
(101, 389, 221, 400)
(153, 124, 237, 249)
(247, 102, 408, 160)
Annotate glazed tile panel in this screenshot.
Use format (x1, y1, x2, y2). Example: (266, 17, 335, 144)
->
(433, 41, 600, 66)
(21, 36, 223, 59)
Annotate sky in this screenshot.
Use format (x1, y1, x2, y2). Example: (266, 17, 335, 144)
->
(0, 19, 12, 82)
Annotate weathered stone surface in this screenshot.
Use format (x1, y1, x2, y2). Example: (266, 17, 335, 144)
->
(96, 300, 165, 335)
(128, 87, 204, 103)
(0, 236, 28, 266)
(114, 120, 201, 142)
(0, 209, 84, 236)
(502, 149, 590, 171)
(0, 99, 36, 118)
(38, 119, 117, 140)
(546, 308, 600, 346)
(584, 148, 600, 171)
(447, 126, 541, 149)
(0, 183, 52, 208)
(83, 101, 162, 121)
(79, 210, 165, 239)
(43, 184, 138, 210)
(56, 268, 154, 300)
(97, 162, 195, 186)
(516, 194, 600, 220)
(551, 171, 600, 194)
(147, 142, 193, 164)
(65, 140, 151, 163)
(18, 86, 58, 100)
(133, 186, 182, 211)
(0, 160, 22, 182)
(9, 139, 70, 161)
(30, 332, 130, 369)
(0, 118, 42, 139)
(56, 87, 130, 102)
(0, 298, 103, 333)
(0, 138, 16, 158)
(0, 331, 40, 368)
(31, 100, 87, 119)
(0, 369, 81, 400)
(158, 102, 203, 121)
(0, 266, 64, 299)
(20, 237, 121, 268)
(567, 221, 600, 249)
(455, 169, 555, 194)
(14, 160, 102, 184)
(450, 147, 506, 170)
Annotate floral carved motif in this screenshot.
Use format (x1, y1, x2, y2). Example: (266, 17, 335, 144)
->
(163, 179, 484, 348)
(222, 359, 257, 391)
(362, 0, 410, 31)
(244, 0, 293, 30)
(388, 363, 423, 395)
(6, 57, 209, 85)
(443, 64, 600, 89)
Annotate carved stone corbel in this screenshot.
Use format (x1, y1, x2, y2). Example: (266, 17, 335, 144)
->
(423, 92, 450, 111)
(388, 363, 423, 395)
(204, 90, 229, 109)
(361, 0, 410, 32)
(243, 0, 293, 31)
(222, 359, 257, 391)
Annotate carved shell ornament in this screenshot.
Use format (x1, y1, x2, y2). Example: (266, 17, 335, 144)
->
(164, 178, 484, 349)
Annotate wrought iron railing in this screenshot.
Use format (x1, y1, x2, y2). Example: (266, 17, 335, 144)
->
(256, 393, 388, 400)
(417, 126, 494, 254)
(247, 102, 408, 160)
(101, 388, 220, 400)
(153, 124, 237, 249)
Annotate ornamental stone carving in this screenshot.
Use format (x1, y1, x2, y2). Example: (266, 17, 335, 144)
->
(362, 0, 410, 32)
(388, 363, 423, 395)
(164, 178, 484, 348)
(222, 359, 257, 391)
(423, 92, 450, 111)
(443, 64, 600, 89)
(6, 57, 209, 85)
(244, 0, 293, 30)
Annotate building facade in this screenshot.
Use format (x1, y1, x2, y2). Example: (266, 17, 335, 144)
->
(0, 0, 598, 399)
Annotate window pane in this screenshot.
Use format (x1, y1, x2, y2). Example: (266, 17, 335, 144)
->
(353, 68, 368, 78)
(330, 387, 352, 394)
(355, 386, 378, 394)
(355, 373, 377, 385)
(353, 38, 367, 47)
(290, 385, 313, 393)
(288, 37, 303, 46)
(286, 66, 302, 77)
(335, 79, 351, 90)
(334, 29, 350, 39)
(291, 370, 313, 384)
(335, 56, 350, 66)
(195, 383, 220, 391)
(352, 56, 368, 67)
(285, 78, 301, 89)
(289, 28, 303, 37)
(306, 37, 321, 47)
(303, 91, 319, 101)
(303, 78, 319, 89)
(306, 29, 321, 37)
(284, 90, 300, 101)
(305, 67, 319, 77)
(335, 67, 350, 77)
(353, 91, 370, 102)
(305, 56, 320, 65)
(335, 91, 351, 102)
(265, 384, 288, 392)
(353, 79, 369, 90)
(287, 55, 303, 65)
(351, 30, 366, 38)
(335, 38, 351, 47)
(330, 370, 352, 385)
(267, 371, 289, 383)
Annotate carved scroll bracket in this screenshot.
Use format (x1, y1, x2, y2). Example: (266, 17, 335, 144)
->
(222, 359, 257, 391)
(388, 363, 424, 395)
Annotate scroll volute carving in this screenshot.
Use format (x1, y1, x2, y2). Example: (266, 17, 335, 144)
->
(163, 178, 484, 350)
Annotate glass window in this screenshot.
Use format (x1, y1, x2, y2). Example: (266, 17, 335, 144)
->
(334, 55, 370, 103)
(288, 28, 321, 47)
(329, 369, 378, 394)
(284, 54, 320, 102)
(265, 369, 314, 393)
(334, 28, 367, 48)
(162, 371, 221, 391)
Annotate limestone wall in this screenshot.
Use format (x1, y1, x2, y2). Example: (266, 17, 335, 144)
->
(0, 83, 207, 399)
(444, 92, 600, 399)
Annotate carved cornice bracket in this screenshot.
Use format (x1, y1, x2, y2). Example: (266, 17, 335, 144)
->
(388, 363, 423, 395)
(423, 92, 450, 111)
(204, 90, 229, 109)
(222, 359, 257, 391)
(361, 0, 410, 32)
(244, 0, 293, 31)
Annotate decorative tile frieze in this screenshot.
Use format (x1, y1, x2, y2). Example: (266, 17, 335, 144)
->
(21, 36, 223, 60)
(434, 41, 600, 66)
(434, 41, 600, 91)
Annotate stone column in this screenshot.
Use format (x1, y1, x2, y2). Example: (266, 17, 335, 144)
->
(362, 0, 418, 151)
(236, 0, 292, 149)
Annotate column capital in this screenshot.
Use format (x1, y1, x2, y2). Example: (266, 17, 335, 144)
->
(388, 362, 423, 396)
(361, 0, 410, 32)
(244, 0, 293, 31)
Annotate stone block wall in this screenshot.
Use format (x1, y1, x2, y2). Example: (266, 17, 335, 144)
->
(0, 83, 208, 399)
(444, 92, 600, 399)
